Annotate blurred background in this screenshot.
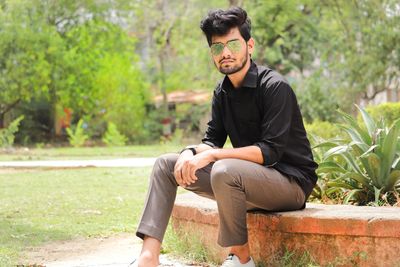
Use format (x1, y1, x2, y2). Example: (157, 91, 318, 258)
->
(1, 0, 399, 147)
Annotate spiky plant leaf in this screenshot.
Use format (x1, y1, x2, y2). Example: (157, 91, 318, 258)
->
(356, 104, 377, 138)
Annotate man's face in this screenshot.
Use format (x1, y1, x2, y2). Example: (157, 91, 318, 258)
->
(210, 27, 254, 75)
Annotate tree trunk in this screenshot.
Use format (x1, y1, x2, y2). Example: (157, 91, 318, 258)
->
(159, 53, 169, 116)
(228, 0, 244, 7)
(0, 99, 21, 128)
(49, 85, 59, 139)
(0, 112, 4, 129)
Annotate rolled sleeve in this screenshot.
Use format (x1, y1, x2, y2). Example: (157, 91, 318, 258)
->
(254, 82, 294, 166)
(201, 90, 227, 148)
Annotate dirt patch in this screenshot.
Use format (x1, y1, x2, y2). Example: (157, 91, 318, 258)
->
(19, 233, 140, 267)
(18, 234, 211, 267)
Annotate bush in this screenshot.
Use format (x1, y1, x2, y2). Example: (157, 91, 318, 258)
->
(295, 70, 339, 123)
(102, 122, 127, 146)
(304, 120, 341, 145)
(94, 53, 150, 142)
(314, 105, 400, 206)
(364, 102, 400, 126)
(66, 119, 89, 147)
(0, 116, 24, 148)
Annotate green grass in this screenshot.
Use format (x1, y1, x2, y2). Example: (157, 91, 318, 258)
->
(164, 224, 218, 266)
(0, 167, 152, 266)
(164, 226, 322, 267)
(0, 144, 184, 161)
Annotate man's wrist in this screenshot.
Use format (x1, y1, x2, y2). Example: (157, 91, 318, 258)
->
(180, 145, 198, 155)
(207, 148, 220, 161)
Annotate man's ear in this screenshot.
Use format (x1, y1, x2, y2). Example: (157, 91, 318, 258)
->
(247, 37, 255, 55)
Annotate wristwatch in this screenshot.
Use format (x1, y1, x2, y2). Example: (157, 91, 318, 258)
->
(180, 145, 198, 155)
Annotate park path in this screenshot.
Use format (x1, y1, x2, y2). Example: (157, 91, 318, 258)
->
(0, 157, 157, 168)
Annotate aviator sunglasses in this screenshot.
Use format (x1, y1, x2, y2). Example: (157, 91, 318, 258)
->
(210, 39, 242, 56)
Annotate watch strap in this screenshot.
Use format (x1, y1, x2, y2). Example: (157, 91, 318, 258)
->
(180, 147, 197, 155)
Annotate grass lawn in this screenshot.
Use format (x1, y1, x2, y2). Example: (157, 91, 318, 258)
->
(0, 144, 184, 161)
(0, 167, 152, 266)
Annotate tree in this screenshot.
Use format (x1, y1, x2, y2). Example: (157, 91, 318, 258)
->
(245, 0, 320, 74)
(0, 1, 52, 128)
(318, 0, 400, 106)
(1, 0, 150, 142)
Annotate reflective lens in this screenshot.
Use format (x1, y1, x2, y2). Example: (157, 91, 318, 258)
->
(210, 43, 224, 56)
(210, 39, 242, 56)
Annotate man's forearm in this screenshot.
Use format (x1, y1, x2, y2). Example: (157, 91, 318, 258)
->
(195, 143, 214, 154)
(203, 145, 264, 165)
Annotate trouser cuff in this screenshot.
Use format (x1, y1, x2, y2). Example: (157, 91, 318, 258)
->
(136, 222, 165, 243)
(218, 234, 248, 247)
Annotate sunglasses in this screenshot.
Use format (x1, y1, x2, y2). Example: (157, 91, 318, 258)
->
(210, 39, 242, 56)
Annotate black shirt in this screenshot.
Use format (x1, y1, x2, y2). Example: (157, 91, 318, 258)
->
(202, 61, 318, 198)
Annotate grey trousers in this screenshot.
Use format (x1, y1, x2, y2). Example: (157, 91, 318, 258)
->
(136, 153, 305, 247)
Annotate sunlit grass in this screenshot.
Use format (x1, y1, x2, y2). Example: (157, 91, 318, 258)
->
(0, 144, 184, 161)
(0, 167, 151, 266)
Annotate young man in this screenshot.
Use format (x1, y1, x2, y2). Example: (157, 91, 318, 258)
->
(134, 7, 318, 267)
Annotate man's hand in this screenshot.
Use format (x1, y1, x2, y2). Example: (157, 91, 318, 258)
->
(174, 149, 216, 187)
(174, 150, 196, 187)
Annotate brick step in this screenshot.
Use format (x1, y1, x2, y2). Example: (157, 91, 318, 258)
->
(171, 192, 400, 267)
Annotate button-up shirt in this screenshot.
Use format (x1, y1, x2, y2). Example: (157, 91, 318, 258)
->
(202, 61, 318, 198)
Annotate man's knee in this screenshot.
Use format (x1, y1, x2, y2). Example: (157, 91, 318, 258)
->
(152, 153, 178, 178)
(155, 153, 178, 168)
(210, 159, 242, 190)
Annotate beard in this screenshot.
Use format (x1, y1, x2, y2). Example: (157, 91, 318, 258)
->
(216, 47, 248, 75)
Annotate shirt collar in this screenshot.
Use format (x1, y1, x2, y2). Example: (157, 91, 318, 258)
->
(221, 60, 258, 91)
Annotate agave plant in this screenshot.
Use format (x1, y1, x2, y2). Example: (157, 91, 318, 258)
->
(315, 105, 400, 205)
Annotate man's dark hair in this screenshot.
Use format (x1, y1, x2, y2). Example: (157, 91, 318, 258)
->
(200, 7, 251, 47)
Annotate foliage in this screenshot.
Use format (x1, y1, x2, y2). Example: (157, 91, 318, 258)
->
(315, 106, 400, 205)
(102, 122, 128, 147)
(175, 103, 210, 133)
(364, 102, 400, 127)
(66, 119, 89, 147)
(0, 1, 53, 125)
(94, 53, 149, 140)
(160, 128, 184, 146)
(131, 0, 225, 119)
(246, 0, 320, 74)
(248, 0, 400, 115)
(295, 70, 339, 123)
(304, 120, 341, 146)
(2, 0, 400, 144)
(140, 108, 165, 144)
(0, 0, 150, 142)
(0, 116, 24, 148)
(13, 98, 52, 144)
(316, 0, 400, 106)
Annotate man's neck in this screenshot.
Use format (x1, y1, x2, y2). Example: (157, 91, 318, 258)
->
(227, 58, 251, 89)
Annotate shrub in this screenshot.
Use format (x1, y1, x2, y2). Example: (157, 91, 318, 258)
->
(66, 119, 89, 147)
(315, 105, 400, 205)
(102, 122, 127, 146)
(364, 102, 400, 126)
(0, 116, 24, 148)
(304, 120, 341, 145)
(295, 70, 339, 123)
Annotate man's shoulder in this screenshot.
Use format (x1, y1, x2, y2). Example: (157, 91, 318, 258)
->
(256, 64, 289, 88)
(213, 81, 225, 95)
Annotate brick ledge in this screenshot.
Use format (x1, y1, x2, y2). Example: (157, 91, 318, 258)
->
(171, 192, 400, 266)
